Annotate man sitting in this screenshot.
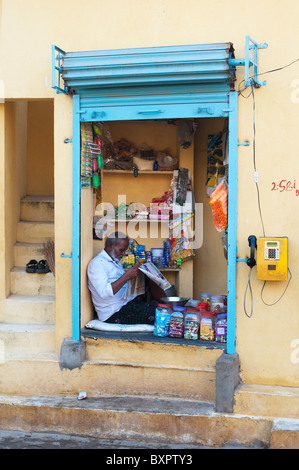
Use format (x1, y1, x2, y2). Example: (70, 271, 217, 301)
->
(87, 232, 157, 324)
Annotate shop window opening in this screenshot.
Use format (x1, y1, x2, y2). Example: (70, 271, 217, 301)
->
(80, 117, 229, 349)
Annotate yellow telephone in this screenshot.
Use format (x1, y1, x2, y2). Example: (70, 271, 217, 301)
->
(256, 237, 288, 281)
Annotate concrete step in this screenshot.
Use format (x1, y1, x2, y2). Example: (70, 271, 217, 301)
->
(20, 196, 54, 222)
(270, 418, 299, 449)
(14, 242, 46, 268)
(17, 221, 54, 243)
(234, 383, 299, 420)
(0, 393, 273, 447)
(0, 349, 217, 401)
(83, 330, 224, 402)
(0, 324, 55, 353)
(0, 294, 55, 324)
(10, 267, 55, 296)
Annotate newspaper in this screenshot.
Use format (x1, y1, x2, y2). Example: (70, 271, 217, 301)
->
(123, 262, 172, 299)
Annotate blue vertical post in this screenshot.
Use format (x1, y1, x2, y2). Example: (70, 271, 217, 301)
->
(226, 91, 238, 354)
(72, 95, 81, 341)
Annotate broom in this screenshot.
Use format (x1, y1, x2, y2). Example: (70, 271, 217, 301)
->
(43, 239, 55, 276)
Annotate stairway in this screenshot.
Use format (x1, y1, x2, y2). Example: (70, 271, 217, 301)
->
(0, 195, 55, 355)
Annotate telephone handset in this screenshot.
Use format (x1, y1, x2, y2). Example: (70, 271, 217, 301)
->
(247, 235, 257, 268)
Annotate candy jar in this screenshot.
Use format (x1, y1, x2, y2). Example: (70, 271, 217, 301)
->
(184, 308, 200, 340)
(210, 295, 224, 314)
(153, 304, 171, 337)
(200, 313, 216, 341)
(215, 313, 227, 343)
(169, 306, 186, 338)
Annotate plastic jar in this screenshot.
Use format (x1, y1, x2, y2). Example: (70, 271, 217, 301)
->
(169, 307, 186, 338)
(196, 302, 209, 312)
(153, 304, 171, 337)
(222, 295, 227, 313)
(184, 309, 200, 340)
(200, 313, 216, 341)
(210, 295, 224, 314)
(215, 314, 227, 343)
(200, 293, 211, 308)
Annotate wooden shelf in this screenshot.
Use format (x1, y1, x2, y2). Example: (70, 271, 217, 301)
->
(103, 170, 173, 175)
(103, 218, 170, 223)
(160, 268, 181, 272)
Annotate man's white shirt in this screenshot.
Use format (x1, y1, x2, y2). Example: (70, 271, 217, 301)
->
(87, 249, 134, 321)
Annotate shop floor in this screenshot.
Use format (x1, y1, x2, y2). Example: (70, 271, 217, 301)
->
(81, 328, 226, 350)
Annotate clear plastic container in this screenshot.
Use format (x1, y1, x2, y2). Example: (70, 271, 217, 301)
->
(200, 293, 211, 308)
(184, 309, 200, 340)
(210, 295, 224, 314)
(169, 306, 186, 338)
(215, 313, 227, 343)
(200, 313, 216, 341)
(153, 304, 171, 337)
(221, 295, 227, 313)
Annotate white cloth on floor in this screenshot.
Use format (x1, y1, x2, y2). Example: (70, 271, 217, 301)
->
(85, 319, 154, 332)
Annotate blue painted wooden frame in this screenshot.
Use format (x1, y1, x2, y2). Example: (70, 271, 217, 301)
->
(227, 92, 238, 354)
(71, 99, 239, 355)
(61, 42, 239, 353)
(72, 95, 81, 341)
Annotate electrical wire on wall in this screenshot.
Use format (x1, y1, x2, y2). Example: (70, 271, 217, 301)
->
(238, 58, 299, 316)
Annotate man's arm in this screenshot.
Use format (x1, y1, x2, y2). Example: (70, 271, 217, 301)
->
(111, 264, 140, 295)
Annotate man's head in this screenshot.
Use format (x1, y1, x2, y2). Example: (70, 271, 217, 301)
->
(104, 232, 129, 262)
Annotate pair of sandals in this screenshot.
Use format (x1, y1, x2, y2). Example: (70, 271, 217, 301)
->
(26, 259, 50, 274)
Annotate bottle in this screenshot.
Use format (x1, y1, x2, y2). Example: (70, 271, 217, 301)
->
(200, 313, 216, 341)
(210, 295, 224, 314)
(215, 314, 227, 343)
(184, 308, 200, 340)
(153, 304, 171, 337)
(169, 306, 186, 338)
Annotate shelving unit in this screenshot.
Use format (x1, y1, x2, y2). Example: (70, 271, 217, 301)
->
(92, 119, 194, 299)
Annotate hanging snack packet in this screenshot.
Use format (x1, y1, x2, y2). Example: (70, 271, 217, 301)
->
(209, 178, 228, 232)
(169, 214, 195, 263)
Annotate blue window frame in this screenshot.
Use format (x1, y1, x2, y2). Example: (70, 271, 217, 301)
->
(53, 42, 241, 353)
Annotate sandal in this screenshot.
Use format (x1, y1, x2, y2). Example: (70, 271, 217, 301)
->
(36, 259, 50, 274)
(26, 259, 38, 273)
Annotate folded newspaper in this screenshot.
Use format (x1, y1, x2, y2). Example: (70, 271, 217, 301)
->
(123, 262, 172, 299)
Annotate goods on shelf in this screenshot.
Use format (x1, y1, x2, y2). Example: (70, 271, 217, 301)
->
(121, 239, 177, 270)
(152, 293, 227, 343)
(206, 132, 228, 197)
(80, 122, 103, 190)
(215, 314, 227, 343)
(169, 213, 195, 265)
(169, 307, 186, 338)
(209, 178, 228, 232)
(200, 313, 216, 341)
(153, 304, 172, 337)
(184, 309, 200, 340)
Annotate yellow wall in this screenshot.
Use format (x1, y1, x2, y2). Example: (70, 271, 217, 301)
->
(27, 100, 54, 196)
(1, 0, 299, 384)
(2, 101, 27, 296)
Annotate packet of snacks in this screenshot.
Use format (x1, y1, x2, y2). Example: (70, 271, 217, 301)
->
(209, 178, 228, 232)
(169, 214, 195, 264)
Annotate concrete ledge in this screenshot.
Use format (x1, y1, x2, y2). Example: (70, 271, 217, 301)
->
(59, 338, 86, 370)
(270, 418, 299, 449)
(215, 353, 240, 413)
